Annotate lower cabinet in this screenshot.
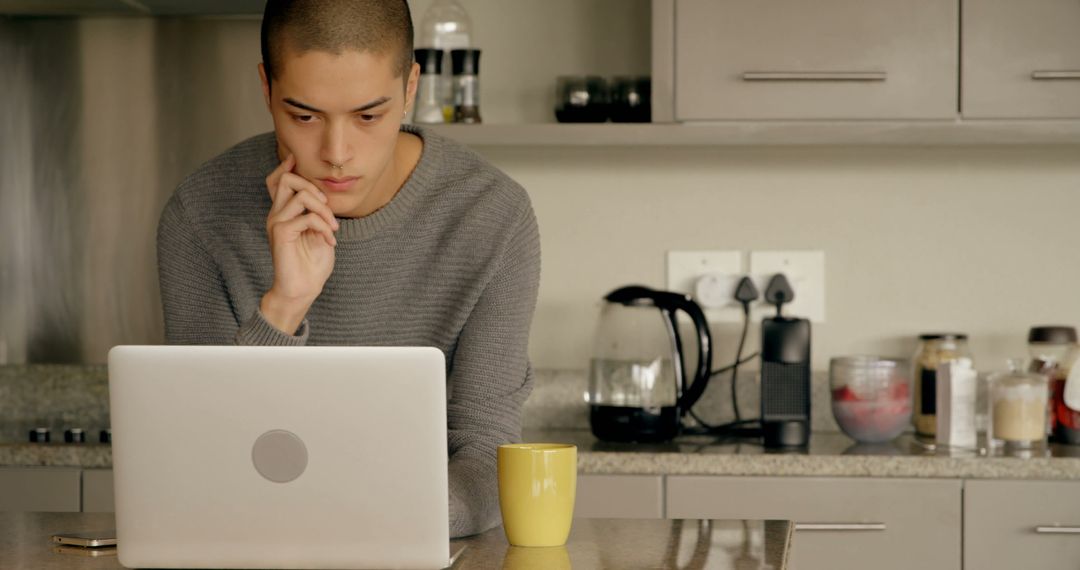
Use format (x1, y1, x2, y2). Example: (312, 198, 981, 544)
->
(0, 467, 82, 512)
(82, 469, 114, 513)
(575, 474, 664, 519)
(965, 479, 1080, 569)
(666, 476, 962, 570)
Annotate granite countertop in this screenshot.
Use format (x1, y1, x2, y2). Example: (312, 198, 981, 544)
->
(524, 429, 1080, 480)
(6, 429, 1080, 481)
(1, 512, 793, 570)
(5, 364, 1080, 480)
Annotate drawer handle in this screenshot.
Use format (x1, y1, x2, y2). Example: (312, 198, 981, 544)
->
(742, 72, 887, 82)
(1036, 526, 1080, 534)
(795, 523, 886, 532)
(1031, 71, 1080, 80)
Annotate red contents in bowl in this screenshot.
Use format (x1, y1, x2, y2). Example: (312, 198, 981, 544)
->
(831, 382, 911, 443)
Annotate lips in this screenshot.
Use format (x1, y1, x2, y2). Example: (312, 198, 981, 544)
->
(318, 177, 359, 192)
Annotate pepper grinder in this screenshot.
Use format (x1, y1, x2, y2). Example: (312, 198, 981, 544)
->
(451, 48, 482, 124)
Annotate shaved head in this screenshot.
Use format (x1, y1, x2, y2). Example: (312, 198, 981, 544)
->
(261, 0, 414, 90)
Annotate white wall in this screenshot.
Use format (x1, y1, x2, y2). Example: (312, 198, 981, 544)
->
(476, 144, 1080, 373)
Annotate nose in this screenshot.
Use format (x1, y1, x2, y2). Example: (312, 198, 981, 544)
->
(321, 120, 352, 169)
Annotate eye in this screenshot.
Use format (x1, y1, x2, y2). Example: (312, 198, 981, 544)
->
(358, 114, 382, 124)
(292, 114, 316, 124)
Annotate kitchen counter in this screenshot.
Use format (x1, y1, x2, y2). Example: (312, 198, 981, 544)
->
(524, 429, 1080, 480)
(6, 430, 1080, 480)
(1, 512, 792, 569)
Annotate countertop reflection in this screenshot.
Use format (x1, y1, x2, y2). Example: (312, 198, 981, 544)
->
(2, 512, 793, 570)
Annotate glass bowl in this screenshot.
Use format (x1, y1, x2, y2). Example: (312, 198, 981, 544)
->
(830, 356, 912, 443)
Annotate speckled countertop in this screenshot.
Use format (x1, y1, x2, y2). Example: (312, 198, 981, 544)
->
(6, 430, 1080, 481)
(524, 429, 1080, 480)
(5, 364, 1080, 480)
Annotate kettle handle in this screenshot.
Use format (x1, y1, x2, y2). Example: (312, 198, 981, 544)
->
(668, 294, 714, 413)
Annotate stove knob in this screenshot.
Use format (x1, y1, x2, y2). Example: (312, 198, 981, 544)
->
(99, 429, 112, 444)
(64, 428, 86, 444)
(29, 427, 50, 443)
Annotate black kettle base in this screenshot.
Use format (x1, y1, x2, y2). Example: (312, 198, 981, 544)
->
(590, 405, 680, 443)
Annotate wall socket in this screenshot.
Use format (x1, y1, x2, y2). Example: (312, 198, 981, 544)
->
(666, 250, 826, 323)
(749, 250, 826, 323)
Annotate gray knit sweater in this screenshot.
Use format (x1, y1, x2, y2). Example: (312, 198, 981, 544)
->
(156, 125, 540, 538)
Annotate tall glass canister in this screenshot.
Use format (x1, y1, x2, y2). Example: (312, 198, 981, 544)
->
(912, 334, 971, 438)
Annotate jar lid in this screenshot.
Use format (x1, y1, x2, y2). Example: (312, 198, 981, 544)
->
(1028, 326, 1077, 344)
(919, 333, 968, 341)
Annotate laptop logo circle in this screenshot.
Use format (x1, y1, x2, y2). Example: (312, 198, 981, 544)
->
(251, 430, 308, 483)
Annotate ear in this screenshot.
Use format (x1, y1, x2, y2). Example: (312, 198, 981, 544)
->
(258, 63, 272, 111)
(404, 62, 420, 114)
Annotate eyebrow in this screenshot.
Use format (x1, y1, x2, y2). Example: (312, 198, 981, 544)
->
(282, 96, 392, 114)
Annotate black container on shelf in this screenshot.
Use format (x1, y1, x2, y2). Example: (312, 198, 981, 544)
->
(609, 76, 651, 123)
(554, 76, 610, 123)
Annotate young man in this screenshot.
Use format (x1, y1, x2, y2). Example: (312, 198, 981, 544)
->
(156, 0, 540, 538)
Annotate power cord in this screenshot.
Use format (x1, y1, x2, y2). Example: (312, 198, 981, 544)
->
(686, 277, 762, 438)
(729, 276, 759, 421)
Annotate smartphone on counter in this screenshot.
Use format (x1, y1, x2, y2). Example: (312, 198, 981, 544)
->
(54, 545, 118, 557)
(51, 531, 117, 548)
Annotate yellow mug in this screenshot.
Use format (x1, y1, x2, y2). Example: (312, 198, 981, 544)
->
(497, 443, 577, 547)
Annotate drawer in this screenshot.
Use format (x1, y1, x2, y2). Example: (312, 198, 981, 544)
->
(0, 467, 82, 512)
(965, 480, 1080, 569)
(575, 474, 663, 519)
(82, 469, 114, 513)
(673, 0, 959, 120)
(962, 0, 1080, 118)
(667, 476, 961, 570)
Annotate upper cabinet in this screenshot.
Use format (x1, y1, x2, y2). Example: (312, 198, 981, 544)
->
(962, 0, 1080, 119)
(670, 0, 959, 121)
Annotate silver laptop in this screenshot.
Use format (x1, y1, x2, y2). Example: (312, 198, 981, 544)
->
(108, 345, 452, 570)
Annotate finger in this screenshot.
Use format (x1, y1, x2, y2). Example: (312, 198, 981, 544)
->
(272, 190, 339, 231)
(271, 171, 326, 216)
(265, 154, 295, 201)
(276, 212, 338, 247)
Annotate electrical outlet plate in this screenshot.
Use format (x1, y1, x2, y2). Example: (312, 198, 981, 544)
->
(749, 250, 826, 323)
(666, 251, 744, 322)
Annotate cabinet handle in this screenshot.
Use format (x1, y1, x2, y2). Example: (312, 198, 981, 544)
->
(795, 523, 886, 532)
(1036, 526, 1080, 534)
(1031, 71, 1080, 80)
(742, 72, 887, 82)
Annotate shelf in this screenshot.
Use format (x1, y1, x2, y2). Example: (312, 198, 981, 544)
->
(423, 121, 1080, 147)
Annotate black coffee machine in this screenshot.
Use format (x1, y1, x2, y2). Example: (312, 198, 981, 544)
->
(587, 285, 714, 442)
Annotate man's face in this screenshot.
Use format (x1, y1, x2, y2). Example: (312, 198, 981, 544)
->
(259, 47, 418, 216)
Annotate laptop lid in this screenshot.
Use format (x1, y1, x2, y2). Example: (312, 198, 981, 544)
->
(108, 345, 450, 570)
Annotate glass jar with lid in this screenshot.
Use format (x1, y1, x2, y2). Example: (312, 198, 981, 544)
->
(987, 359, 1049, 452)
(1027, 326, 1080, 444)
(912, 334, 972, 438)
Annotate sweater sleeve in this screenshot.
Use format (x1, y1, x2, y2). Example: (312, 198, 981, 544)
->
(157, 194, 309, 346)
(445, 202, 542, 538)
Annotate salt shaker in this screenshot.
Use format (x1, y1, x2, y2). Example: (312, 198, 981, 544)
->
(411, 49, 445, 124)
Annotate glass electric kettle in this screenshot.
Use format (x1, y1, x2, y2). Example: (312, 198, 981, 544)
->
(587, 285, 714, 442)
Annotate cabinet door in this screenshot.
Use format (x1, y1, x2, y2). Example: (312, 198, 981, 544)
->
(82, 469, 114, 513)
(575, 475, 663, 519)
(674, 0, 958, 120)
(0, 468, 81, 512)
(667, 476, 961, 570)
(962, 0, 1080, 118)
(965, 480, 1080, 569)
